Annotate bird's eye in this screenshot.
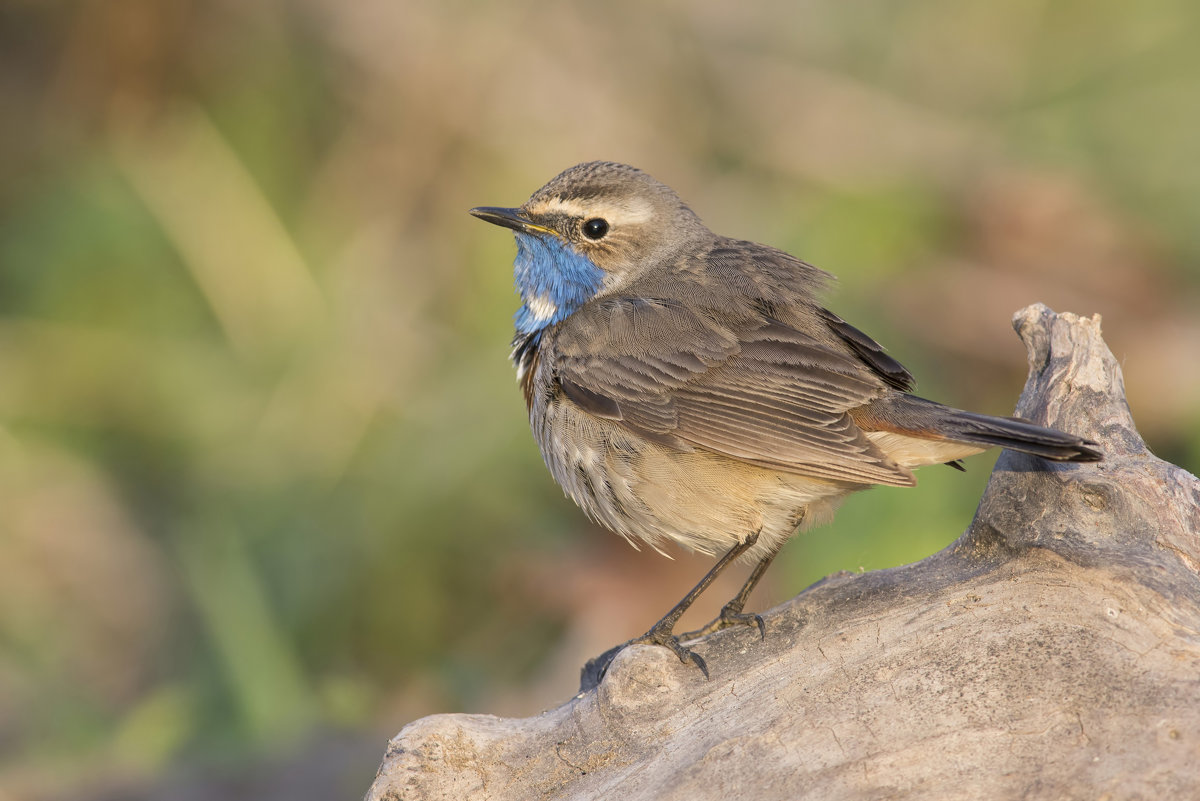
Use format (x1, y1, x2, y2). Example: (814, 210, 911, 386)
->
(582, 218, 609, 240)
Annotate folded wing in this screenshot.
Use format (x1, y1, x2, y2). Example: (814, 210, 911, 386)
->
(553, 296, 917, 487)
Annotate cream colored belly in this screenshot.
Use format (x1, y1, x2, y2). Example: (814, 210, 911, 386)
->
(538, 407, 856, 561)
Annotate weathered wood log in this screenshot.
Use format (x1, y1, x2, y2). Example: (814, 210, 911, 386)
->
(368, 305, 1200, 801)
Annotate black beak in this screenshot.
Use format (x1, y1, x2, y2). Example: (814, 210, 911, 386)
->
(469, 206, 555, 236)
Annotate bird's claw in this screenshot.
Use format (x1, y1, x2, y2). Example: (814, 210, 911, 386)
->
(633, 622, 710, 679)
(579, 620, 711, 692)
(679, 606, 766, 642)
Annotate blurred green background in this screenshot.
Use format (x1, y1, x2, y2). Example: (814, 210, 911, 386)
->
(2, 1, 1199, 798)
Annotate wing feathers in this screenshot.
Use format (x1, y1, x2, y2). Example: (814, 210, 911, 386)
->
(818, 308, 916, 391)
(553, 296, 916, 485)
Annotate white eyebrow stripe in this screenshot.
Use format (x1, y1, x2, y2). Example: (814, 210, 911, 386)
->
(534, 196, 655, 225)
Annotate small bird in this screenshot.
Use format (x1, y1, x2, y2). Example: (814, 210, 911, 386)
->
(470, 161, 1101, 680)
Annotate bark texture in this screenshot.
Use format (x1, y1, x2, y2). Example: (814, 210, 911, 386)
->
(368, 305, 1200, 801)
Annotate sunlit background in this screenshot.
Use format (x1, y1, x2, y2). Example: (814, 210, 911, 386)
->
(2, 1, 1199, 798)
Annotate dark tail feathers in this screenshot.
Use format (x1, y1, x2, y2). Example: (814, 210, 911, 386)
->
(883, 395, 1103, 463)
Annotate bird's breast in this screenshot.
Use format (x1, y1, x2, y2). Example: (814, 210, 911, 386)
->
(520, 358, 855, 560)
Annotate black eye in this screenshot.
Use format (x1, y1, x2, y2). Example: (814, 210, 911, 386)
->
(582, 218, 609, 240)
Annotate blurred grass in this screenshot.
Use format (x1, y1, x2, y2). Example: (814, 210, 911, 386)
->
(1, 1, 1199, 798)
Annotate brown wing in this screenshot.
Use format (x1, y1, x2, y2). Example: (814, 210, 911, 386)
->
(551, 296, 916, 487)
(818, 308, 915, 392)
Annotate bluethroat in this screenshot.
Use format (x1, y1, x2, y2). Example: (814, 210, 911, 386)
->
(471, 162, 1101, 682)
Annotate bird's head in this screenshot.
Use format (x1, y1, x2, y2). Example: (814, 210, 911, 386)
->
(471, 162, 707, 335)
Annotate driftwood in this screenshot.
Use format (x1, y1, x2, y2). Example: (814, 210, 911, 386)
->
(368, 305, 1200, 801)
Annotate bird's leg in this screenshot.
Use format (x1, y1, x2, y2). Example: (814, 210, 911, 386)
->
(677, 543, 781, 642)
(631, 533, 764, 675)
(580, 533, 760, 690)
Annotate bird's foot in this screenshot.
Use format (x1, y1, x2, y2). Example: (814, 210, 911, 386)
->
(678, 602, 766, 643)
(579, 619, 709, 692)
(632, 618, 710, 678)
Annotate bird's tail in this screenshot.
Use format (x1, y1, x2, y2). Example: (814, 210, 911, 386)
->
(858, 394, 1103, 463)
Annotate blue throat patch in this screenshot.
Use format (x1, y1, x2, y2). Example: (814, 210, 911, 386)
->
(511, 232, 605, 334)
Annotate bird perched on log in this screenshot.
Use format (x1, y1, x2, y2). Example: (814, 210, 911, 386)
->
(471, 161, 1102, 680)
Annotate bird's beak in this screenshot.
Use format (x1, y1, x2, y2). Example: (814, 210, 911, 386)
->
(469, 206, 556, 236)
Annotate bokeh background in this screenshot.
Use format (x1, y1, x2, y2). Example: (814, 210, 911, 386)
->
(2, 1, 1199, 798)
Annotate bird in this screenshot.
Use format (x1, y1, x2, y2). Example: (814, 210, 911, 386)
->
(470, 161, 1101, 682)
